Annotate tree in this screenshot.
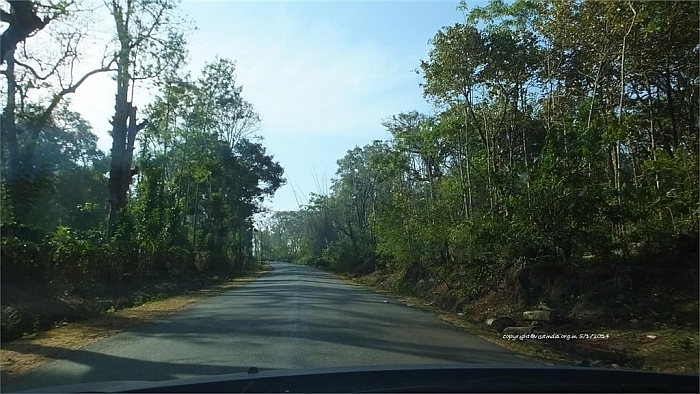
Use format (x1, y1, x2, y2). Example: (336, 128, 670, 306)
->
(0, 1, 53, 64)
(290, 0, 698, 314)
(420, 23, 487, 217)
(1, 0, 116, 223)
(132, 56, 283, 275)
(105, 0, 187, 239)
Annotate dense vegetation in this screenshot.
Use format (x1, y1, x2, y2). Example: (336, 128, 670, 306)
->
(1, 0, 697, 346)
(260, 0, 698, 323)
(1, 1, 283, 299)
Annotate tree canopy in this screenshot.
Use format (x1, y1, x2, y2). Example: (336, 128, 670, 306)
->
(1, 0, 284, 286)
(260, 0, 698, 317)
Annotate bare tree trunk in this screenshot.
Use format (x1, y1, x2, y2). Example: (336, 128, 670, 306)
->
(2, 49, 20, 184)
(483, 107, 494, 214)
(0, 49, 27, 224)
(615, 4, 636, 203)
(664, 72, 679, 156)
(462, 105, 473, 218)
(107, 2, 131, 239)
(1, 1, 50, 65)
(238, 226, 243, 266)
(647, 81, 660, 190)
(522, 118, 531, 210)
(193, 182, 199, 247)
(587, 60, 603, 130)
(107, 89, 146, 239)
(610, 142, 619, 194)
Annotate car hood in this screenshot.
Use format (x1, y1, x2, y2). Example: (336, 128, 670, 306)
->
(18, 364, 700, 393)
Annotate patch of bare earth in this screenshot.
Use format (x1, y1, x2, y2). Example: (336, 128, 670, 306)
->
(1, 266, 270, 381)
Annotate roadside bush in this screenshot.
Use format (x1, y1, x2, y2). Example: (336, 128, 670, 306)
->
(1, 223, 52, 286)
(50, 226, 96, 284)
(449, 218, 508, 263)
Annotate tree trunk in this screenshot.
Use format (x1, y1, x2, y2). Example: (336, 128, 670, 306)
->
(107, 85, 146, 239)
(1, 1, 50, 65)
(0, 50, 25, 223)
(664, 72, 679, 156)
(616, 4, 636, 196)
(1, 50, 20, 185)
(461, 106, 473, 218)
(193, 181, 199, 247)
(647, 84, 660, 190)
(107, 3, 132, 240)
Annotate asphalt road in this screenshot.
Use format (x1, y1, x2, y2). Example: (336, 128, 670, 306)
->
(3, 261, 534, 391)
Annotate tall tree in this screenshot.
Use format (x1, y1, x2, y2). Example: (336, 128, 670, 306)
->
(105, 0, 186, 238)
(1, 0, 116, 223)
(0, 1, 53, 64)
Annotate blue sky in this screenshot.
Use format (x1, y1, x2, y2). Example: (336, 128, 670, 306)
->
(69, 0, 488, 213)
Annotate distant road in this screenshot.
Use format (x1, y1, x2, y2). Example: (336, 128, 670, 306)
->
(4, 261, 534, 391)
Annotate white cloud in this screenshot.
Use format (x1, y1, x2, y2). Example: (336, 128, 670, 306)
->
(186, 3, 422, 138)
(65, 2, 428, 151)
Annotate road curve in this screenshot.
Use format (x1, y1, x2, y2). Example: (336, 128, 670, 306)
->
(3, 261, 534, 391)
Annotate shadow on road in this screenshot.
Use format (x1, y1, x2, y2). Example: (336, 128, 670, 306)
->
(2, 262, 532, 392)
(1, 343, 273, 392)
(121, 262, 530, 366)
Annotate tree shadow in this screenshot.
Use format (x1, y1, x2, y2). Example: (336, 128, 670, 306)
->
(2, 262, 536, 392)
(1, 343, 274, 392)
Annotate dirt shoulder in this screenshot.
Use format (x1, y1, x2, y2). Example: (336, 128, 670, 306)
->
(332, 272, 698, 374)
(1, 266, 270, 381)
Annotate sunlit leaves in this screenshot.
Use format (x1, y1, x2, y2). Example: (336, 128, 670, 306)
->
(279, 0, 698, 296)
(133, 56, 283, 273)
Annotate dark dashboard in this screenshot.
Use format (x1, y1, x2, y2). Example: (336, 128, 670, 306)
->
(20, 364, 700, 393)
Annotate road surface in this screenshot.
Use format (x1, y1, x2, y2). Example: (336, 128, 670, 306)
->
(3, 261, 534, 391)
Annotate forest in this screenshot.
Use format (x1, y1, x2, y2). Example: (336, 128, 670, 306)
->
(1, 0, 698, 352)
(259, 0, 698, 326)
(1, 0, 283, 339)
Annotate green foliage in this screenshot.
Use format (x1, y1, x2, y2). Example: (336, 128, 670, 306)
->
(272, 0, 698, 317)
(2, 54, 284, 289)
(1, 225, 51, 286)
(122, 57, 284, 277)
(1, 0, 696, 328)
